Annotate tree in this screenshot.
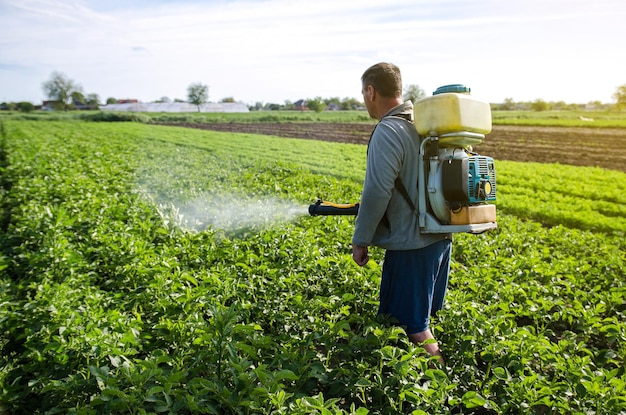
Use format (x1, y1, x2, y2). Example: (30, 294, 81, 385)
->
(106, 97, 118, 105)
(403, 84, 426, 103)
(341, 97, 363, 110)
(613, 84, 626, 111)
(16, 102, 34, 113)
(501, 97, 515, 110)
(41, 71, 81, 111)
(71, 91, 86, 106)
(187, 82, 209, 112)
(530, 98, 550, 112)
(306, 97, 325, 112)
(86, 93, 100, 107)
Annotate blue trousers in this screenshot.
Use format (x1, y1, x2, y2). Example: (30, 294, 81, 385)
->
(378, 239, 452, 334)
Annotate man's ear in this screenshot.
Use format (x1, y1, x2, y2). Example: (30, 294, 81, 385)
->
(366, 85, 375, 101)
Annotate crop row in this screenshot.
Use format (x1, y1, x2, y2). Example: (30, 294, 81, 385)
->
(4, 108, 626, 128)
(0, 120, 624, 414)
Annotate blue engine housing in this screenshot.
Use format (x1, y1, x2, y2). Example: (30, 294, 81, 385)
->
(468, 156, 496, 203)
(442, 155, 496, 205)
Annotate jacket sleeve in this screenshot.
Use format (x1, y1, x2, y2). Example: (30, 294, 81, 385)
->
(352, 122, 404, 246)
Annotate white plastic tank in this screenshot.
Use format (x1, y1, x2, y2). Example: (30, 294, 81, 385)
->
(413, 84, 492, 146)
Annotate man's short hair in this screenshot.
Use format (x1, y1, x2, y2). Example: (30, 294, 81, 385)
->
(362, 62, 402, 98)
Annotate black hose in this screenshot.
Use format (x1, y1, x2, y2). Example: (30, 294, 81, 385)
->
(308, 200, 359, 216)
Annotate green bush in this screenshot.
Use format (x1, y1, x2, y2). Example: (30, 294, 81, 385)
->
(77, 111, 152, 123)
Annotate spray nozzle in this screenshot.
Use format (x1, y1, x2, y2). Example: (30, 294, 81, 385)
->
(308, 199, 359, 216)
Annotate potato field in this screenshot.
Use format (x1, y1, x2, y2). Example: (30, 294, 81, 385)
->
(0, 118, 625, 414)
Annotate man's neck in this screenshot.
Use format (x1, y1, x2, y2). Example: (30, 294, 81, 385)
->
(375, 98, 404, 121)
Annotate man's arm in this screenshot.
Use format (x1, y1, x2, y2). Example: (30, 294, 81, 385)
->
(352, 122, 404, 247)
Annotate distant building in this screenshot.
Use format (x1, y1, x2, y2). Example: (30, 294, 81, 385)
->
(73, 100, 98, 110)
(294, 99, 308, 111)
(41, 100, 61, 111)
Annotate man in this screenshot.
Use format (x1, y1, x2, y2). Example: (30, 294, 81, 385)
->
(352, 62, 452, 363)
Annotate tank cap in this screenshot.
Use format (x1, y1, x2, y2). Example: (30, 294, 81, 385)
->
(433, 84, 471, 95)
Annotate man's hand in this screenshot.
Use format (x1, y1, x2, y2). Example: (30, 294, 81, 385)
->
(352, 244, 369, 266)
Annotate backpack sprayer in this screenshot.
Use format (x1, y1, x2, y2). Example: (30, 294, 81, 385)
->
(309, 84, 497, 234)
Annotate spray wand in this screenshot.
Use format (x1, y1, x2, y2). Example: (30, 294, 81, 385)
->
(308, 199, 359, 216)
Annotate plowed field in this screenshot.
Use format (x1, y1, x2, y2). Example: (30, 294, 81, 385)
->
(171, 123, 626, 172)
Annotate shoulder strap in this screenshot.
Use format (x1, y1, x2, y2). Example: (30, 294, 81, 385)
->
(368, 112, 419, 214)
(386, 113, 413, 123)
(367, 112, 414, 152)
(394, 177, 417, 213)
(387, 114, 419, 214)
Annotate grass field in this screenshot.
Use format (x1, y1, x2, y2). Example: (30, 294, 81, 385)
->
(0, 119, 625, 414)
(3, 108, 626, 128)
(491, 109, 626, 128)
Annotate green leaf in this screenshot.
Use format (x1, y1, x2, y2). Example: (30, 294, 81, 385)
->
(274, 369, 299, 381)
(354, 378, 370, 387)
(492, 366, 509, 380)
(462, 391, 487, 409)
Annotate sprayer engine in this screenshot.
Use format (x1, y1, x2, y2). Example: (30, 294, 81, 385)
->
(427, 147, 496, 225)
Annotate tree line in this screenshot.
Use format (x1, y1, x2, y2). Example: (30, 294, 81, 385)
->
(2, 71, 626, 113)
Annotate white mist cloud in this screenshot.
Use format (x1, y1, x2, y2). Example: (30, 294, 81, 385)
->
(153, 193, 308, 233)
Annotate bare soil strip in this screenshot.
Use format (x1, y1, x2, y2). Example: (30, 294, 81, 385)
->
(166, 123, 626, 172)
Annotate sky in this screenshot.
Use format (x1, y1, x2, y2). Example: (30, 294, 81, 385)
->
(1, 0, 625, 106)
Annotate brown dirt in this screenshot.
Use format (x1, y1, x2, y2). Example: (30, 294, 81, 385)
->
(167, 122, 626, 172)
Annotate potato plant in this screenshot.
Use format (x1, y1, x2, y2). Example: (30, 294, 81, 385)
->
(0, 120, 624, 414)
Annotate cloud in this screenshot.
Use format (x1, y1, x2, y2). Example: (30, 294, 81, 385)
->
(2, 0, 115, 26)
(0, 0, 625, 104)
(0, 62, 28, 71)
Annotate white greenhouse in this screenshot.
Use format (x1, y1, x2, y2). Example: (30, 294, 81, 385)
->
(99, 102, 249, 113)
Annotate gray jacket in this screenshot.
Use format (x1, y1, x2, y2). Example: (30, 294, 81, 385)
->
(352, 101, 450, 250)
